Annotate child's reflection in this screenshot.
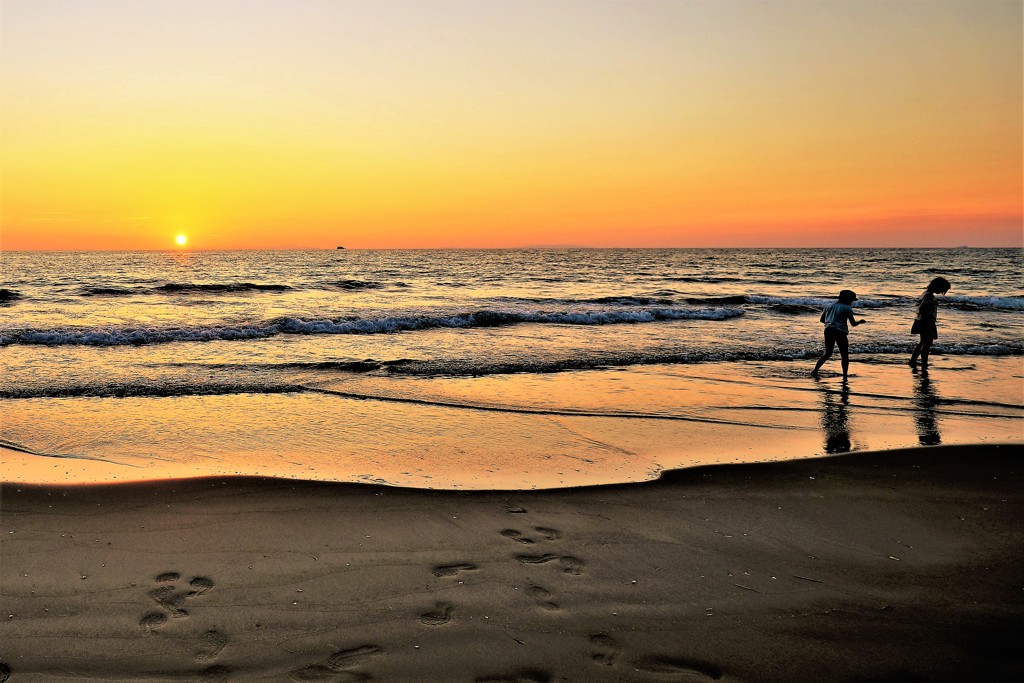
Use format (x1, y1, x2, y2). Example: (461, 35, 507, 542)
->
(913, 372, 941, 445)
(821, 381, 852, 453)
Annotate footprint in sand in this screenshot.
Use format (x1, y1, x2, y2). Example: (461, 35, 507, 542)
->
(589, 633, 621, 667)
(196, 629, 228, 662)
(526, 585, 559, 611)
(500, 529, 535, 544)
(188, 576, 215, 597)
(475, 669, 552, 683)
(505, 526, 583, 575)
(139, 612, 169, 632)
(420, 601, 454, 626)
(289, 645, 381, 682)
(633, 655, 723, 680)
(514, 554, 585, 575)
(149, 584, 189, 618)
(558, 556, 585, 575)
(139, 572, 215, 631)
(432, 563, 478, 577)
(501, 526, 563, 545)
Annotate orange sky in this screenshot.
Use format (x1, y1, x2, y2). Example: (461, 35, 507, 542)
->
(2, 0, 1021, 250)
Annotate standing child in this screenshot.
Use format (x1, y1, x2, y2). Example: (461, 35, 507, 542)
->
(811, 289, 867, 379)
(909, 277, 951, 370)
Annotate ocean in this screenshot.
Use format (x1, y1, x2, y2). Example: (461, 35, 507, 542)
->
(2, 248, 1022, 488)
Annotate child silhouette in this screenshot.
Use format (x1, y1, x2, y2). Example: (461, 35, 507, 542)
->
(811, 289, 867, 379)
(909, 277, 951, 371)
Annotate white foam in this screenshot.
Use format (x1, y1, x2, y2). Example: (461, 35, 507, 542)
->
(747, 295, 887, 308)
(0, 307, 745, 346)
(944, 295, 1024, 310)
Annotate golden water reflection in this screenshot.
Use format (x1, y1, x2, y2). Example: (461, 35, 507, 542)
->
(913, 372, 942, 446)
(2, 358, 1021, 488)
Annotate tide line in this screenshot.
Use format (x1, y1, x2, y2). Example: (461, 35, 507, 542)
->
(301, 385, 804, 430)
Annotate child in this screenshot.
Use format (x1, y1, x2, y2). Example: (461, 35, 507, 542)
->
(909, 277, 951, 370)
(811, 289, 867, 379)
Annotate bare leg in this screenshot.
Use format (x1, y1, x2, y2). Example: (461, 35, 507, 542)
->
(812, 334, 836, 376)
(919, 337, 933, 369)
(910, 337, 923, 367)
(836, 333, 850, 378)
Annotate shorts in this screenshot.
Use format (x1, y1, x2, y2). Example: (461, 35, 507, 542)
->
(911, 320, 938, 339)
(824, 326, 848, 342)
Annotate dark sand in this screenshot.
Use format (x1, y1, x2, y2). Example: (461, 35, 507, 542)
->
(1, 444, 1022, 682)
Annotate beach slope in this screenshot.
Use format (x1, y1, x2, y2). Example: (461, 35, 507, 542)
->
(2, 444, 1022, 682)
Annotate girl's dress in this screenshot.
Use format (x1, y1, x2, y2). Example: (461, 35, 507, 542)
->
(911, 291, 939, 339)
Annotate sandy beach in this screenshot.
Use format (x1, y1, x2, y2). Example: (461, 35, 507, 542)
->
(1, 443, 1021, 682)
(4, 0, 1021, 679)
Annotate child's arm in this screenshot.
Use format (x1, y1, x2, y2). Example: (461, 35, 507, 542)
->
(849, 309, 866, 326)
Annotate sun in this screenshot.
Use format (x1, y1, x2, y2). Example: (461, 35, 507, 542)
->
(175, 234, 188, 246)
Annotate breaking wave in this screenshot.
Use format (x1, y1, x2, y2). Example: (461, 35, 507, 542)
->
(0, 306, 744, 347)
(690, 294, 1024, 313)
(943, 295, 1024, 311)
(57, 282, 1024, 313)
(493, 295, 676, 306)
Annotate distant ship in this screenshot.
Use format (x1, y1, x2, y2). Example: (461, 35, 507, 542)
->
(336, 246, 345, 249)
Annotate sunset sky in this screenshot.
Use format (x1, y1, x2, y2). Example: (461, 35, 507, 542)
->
(2, 0, 1021, 250)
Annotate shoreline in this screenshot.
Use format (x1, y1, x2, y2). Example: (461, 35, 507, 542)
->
(2, 440, 1022, 493)
(2, 443, 1022, 681)
(4, 356, 1023, 490)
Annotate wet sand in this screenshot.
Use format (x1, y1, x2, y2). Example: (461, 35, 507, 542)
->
(1, 444, 1022, 682)
(4, 357, 1023, 490)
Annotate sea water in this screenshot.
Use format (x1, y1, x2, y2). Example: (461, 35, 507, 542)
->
(2, 248, 1021, 487)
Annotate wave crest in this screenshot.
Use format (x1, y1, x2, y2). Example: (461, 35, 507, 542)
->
(0, 306, 743, 347)
(944, 295, 1024, 311)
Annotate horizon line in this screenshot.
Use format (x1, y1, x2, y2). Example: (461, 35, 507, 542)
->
(2, 245, 1021, 253)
